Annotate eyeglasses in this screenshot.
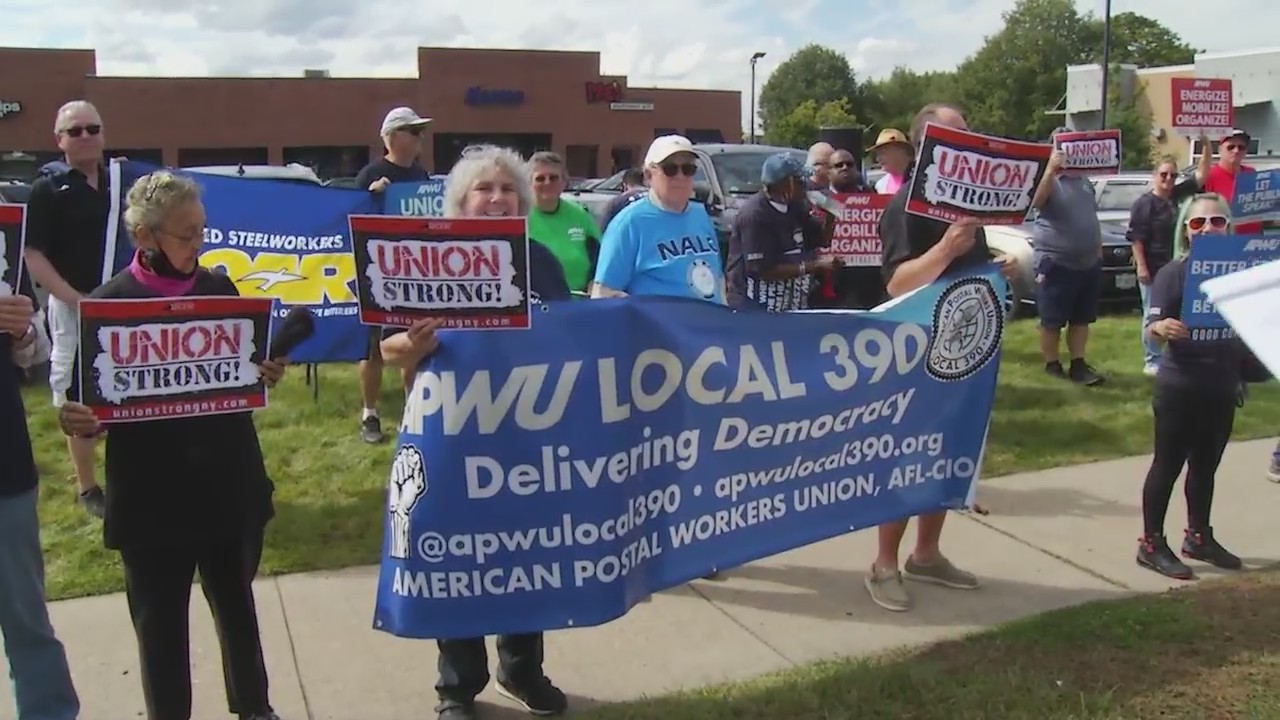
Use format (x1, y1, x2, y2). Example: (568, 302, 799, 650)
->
(61, 124, 101, 138)
(532, 173, 562, 184)
(1187, 214, 1228, 231)
(659, 162, 697, 177)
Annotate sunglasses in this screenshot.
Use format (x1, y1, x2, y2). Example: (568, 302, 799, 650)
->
(1222, 143, 1246, 152)
(61, 124, 102, 138)
(660, 162, 698, 177)
(1156, 171, 1174, 178)
(532, 173, 562, 184)
(1187, 214, 1228, 231)
(832, 161, 853, 169)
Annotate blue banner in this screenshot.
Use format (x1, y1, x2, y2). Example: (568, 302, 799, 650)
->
(384, 178, 447, 217)
(373, 267, 1008, 639)
(1231, 169, 1280, 224)
(104, 159, 380, 363)
(1182, 234, 1280, 330)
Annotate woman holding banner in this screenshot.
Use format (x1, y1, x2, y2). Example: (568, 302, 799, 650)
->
(1138, 192, 1263, 580)
(56, 170, 290, 720)
(380, 144, 570, 720)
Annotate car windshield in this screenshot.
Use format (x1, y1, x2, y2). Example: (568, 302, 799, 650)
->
(1096, 182, 1149, 212)
(710, 150, 806, 195)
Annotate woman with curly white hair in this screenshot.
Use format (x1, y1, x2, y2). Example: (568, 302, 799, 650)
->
(380, 144, 570, 720)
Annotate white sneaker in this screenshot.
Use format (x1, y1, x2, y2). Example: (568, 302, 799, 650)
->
(1142, 364, 1159, 378)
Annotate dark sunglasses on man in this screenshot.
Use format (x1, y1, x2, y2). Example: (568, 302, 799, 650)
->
(62, 124, 102, 138)
(660, 162, 697, 177)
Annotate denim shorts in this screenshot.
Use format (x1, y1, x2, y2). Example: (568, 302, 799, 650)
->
(1035, 255, 1101, 329)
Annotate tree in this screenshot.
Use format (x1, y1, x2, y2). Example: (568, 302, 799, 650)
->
(766, 98, 860, 149)
(1083, 12, 1197, 68)
(758, 45, 868, 139)
(863, 67, 958, 136)
(1107, 73, 1154, 169)
(951, 0, 1097, 141)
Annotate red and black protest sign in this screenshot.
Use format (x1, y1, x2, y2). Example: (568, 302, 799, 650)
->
(0, 203, 25, 296)
(1170, 78, 1233, 137)
(78, 296, 274, 423)
(350, 214, 531, 330)
(1053, 129, 1122, 177)
(825, 193, 891, 266)
(906, 123, 1052, 226)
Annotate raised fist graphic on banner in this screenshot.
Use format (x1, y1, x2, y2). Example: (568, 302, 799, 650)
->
(387, 444, 428, 560)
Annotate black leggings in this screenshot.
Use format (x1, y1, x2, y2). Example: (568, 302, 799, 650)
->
(1141, 381, 1236, 537)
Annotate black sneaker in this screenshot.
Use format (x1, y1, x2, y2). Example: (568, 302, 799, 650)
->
(360, 415, 384, 444)
(1044, 360, 1066, 379)
(78, 486, 105, 518)
(1068, 359, 1104, 386)
(1182, 527, 1242, 570)
(495, 676, 568, 716)
(240, 711, 282, 720)
(436, 702, 476, 720)
(1136, 534, 1194, 580)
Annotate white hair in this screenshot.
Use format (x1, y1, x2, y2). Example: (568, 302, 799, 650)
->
(443, 145, 532, 218)
(53, 100, 101, 133)
(806, 142, 834, 165)
(123, 171, 201, 239)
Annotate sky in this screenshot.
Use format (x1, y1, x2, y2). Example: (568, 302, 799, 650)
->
(0, 0, 1275, 131)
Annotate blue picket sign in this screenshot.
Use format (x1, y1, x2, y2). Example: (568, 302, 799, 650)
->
(104, 159, 380, 363)
(373, 267, 1008, 639)
(1182, 234, 1280, 330)
(384, 178, 448, 217)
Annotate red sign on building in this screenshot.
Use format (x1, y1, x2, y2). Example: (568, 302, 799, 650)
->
(1170, 78, 1234, 137)
(585, 81, 624, 104)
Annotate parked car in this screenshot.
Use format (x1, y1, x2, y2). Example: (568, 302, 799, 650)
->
(986, 221, 1138, 317)
(184, 163, 323, 185)
(324, 176, 360, 189)
(1087, 173, 1151, 230)
(0, 180, 32, 204)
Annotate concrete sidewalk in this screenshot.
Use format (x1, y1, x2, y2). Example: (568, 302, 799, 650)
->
(3, 438, 1277, 720)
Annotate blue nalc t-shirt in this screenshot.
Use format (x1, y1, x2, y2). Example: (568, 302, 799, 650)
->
(593, 196, 725, 304)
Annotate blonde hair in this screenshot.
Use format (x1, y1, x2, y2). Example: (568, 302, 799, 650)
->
(1173, 192, 1232, 259)
(123, 171, 202, 240)
(443, 144, 532, 218)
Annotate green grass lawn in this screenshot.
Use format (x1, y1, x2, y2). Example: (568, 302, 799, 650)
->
(25, 311, 1280, 600)
(576, 569, 1280, 720)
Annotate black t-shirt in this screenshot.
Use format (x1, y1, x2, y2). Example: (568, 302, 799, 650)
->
(601, 188, 645, 233)
(1125, 178, 1200, 277)
(727, 192, 821, 311)
(879, 177, 990, 288)
(25, 165, 110, 294)
(354, 157, 430, 190)
(0, 270, 42, 499)
(91, 268, 275, 551)
(1146, 257, 1247, 393)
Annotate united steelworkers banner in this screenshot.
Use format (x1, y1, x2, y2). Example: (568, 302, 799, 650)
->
(104, 159, 380, 363)
(0, 203, 24, 296)
(77, 296, 273, 422)
(373, 267, 1007, 639)
(907, 124, 1052, 225)
(1053, 129, 1122, 177)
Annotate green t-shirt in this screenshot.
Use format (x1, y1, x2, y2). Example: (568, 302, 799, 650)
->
(527, 200, 600, 292)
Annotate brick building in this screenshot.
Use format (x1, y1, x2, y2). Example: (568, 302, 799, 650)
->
(0, 45, 741, 180)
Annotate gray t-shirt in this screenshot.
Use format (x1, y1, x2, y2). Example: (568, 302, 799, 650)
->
(1032, 175, 1101, 270)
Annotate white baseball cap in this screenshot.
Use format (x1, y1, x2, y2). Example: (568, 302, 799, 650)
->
(380, 106, 432, 136)
(645, 134, 695, 166)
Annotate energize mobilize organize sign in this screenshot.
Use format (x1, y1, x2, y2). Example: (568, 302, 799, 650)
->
(374, 267, 1008, 639)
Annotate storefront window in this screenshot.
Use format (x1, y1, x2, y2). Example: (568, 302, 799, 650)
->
(177, 147, 269, 168)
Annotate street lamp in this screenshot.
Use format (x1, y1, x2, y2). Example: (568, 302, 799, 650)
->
(750, 51, 766, 144)
(1099, 0, 1112, 129)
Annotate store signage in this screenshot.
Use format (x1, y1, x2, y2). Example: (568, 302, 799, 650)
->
(0, 101, 21, 119)
(585, 81, 624, 104)
(609, 101, 654, 112)
(464, 87, 525, 107)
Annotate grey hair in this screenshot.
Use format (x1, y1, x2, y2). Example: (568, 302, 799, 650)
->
(123, 171, 202, 239)
(53, 100, 101, 133)
(526, 150, 564, 171)
(910, 102, 964, 147)
(443, 144, 532, 218)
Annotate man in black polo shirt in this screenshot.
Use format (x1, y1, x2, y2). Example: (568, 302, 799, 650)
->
(22, 99, 109, 518)
(727, 152, 836, 311)
(353, 105, 432, 443)
(0, 272, 81, 718)
(865, 102, 1018, 614)
(600, 167, 645, 233)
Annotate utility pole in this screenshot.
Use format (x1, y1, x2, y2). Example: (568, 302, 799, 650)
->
(750, 52, 766, 143)
(1099, 0, 1112, 129)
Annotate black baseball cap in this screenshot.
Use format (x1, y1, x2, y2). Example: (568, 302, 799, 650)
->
(1221, 128, 1251, 144)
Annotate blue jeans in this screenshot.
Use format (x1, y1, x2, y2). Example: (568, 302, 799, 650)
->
(0, 488, 79, 720)
(1139, 281, 1162, 368)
